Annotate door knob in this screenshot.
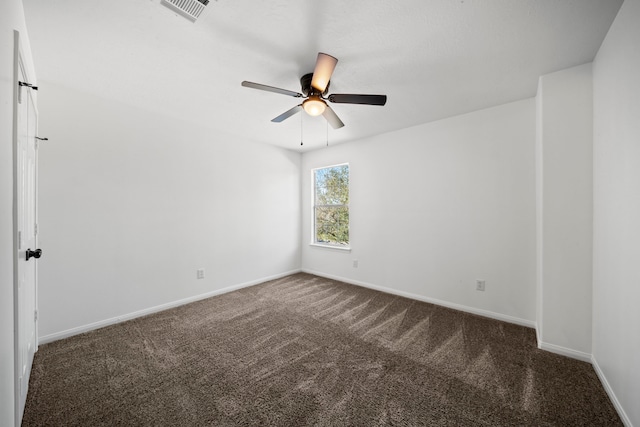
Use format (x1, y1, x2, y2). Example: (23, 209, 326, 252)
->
(26, 248, 42, 261)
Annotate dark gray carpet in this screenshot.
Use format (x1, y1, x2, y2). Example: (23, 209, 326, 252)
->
(23, 273, 621, 426)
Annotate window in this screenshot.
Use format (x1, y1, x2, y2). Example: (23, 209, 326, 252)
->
(313, 164, 349, 248)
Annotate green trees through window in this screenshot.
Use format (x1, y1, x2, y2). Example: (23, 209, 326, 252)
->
(313, 164, 349, 246)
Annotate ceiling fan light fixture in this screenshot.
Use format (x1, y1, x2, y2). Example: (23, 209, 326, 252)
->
(303, 96, 326, 117)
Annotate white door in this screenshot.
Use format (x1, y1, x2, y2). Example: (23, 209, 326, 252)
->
(15, 32, 39, 425)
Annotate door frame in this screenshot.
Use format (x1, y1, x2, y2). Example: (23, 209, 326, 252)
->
(13, 29, 39, 427)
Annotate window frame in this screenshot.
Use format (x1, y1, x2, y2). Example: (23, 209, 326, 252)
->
(311, 163, 350, 251)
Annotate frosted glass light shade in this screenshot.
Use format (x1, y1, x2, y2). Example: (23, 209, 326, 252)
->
(303, 97, 326, 116)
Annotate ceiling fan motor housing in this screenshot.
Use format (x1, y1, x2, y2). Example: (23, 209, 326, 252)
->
(301, 73, 329, 97)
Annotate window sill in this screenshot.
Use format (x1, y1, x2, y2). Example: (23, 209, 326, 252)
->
(309, 243, 351, 253)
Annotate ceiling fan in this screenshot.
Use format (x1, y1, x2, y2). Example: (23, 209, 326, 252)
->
(241, 52, 387, 129)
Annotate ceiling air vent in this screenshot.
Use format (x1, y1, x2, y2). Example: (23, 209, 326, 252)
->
(161, 0, 209, 22)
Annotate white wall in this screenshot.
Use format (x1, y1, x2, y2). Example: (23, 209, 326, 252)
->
(1, 2, 36, 425)
(301, 99, 537, 325)
(536, 64, 593, 359)
(36, 82, 301, 340)
(592, 0, 640, 424)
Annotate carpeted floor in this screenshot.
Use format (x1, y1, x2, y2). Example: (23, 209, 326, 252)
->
(23, 273, 621, 426)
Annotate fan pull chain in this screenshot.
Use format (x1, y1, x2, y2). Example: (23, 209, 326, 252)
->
(300, 113, 304, 146)
(326, 120, 329, 147)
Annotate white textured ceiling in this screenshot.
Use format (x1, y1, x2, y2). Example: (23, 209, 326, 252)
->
(23, 0, 622, 152)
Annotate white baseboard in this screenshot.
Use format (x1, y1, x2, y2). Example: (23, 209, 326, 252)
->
(301, 269, 536, 329)
(39, 269, 302, 345)
(537, 341, 592, 363)
(591, 355, 633, 427)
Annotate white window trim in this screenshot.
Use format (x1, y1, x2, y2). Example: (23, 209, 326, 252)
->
(309, 242, 352, 252)
(311, 163, 350, 250)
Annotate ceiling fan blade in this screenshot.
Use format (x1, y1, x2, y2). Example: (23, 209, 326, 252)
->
(322, 105, 345, 129)
(311, 53, 338, 93)
(328, 94, 387, 106)
(271, 105, 303, 123)
(242, 81, 303, 98)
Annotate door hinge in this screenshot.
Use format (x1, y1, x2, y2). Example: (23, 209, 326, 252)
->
(18, 230, 22, 250)
(34, 223, 38, 236)
(19, 81, 38, 90)
(34, 310, 38, 322)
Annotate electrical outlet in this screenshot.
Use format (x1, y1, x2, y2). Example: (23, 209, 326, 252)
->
(197, 268, 205, 279)
(476, 280, 485, 291)
(353, 260, 359, 268)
